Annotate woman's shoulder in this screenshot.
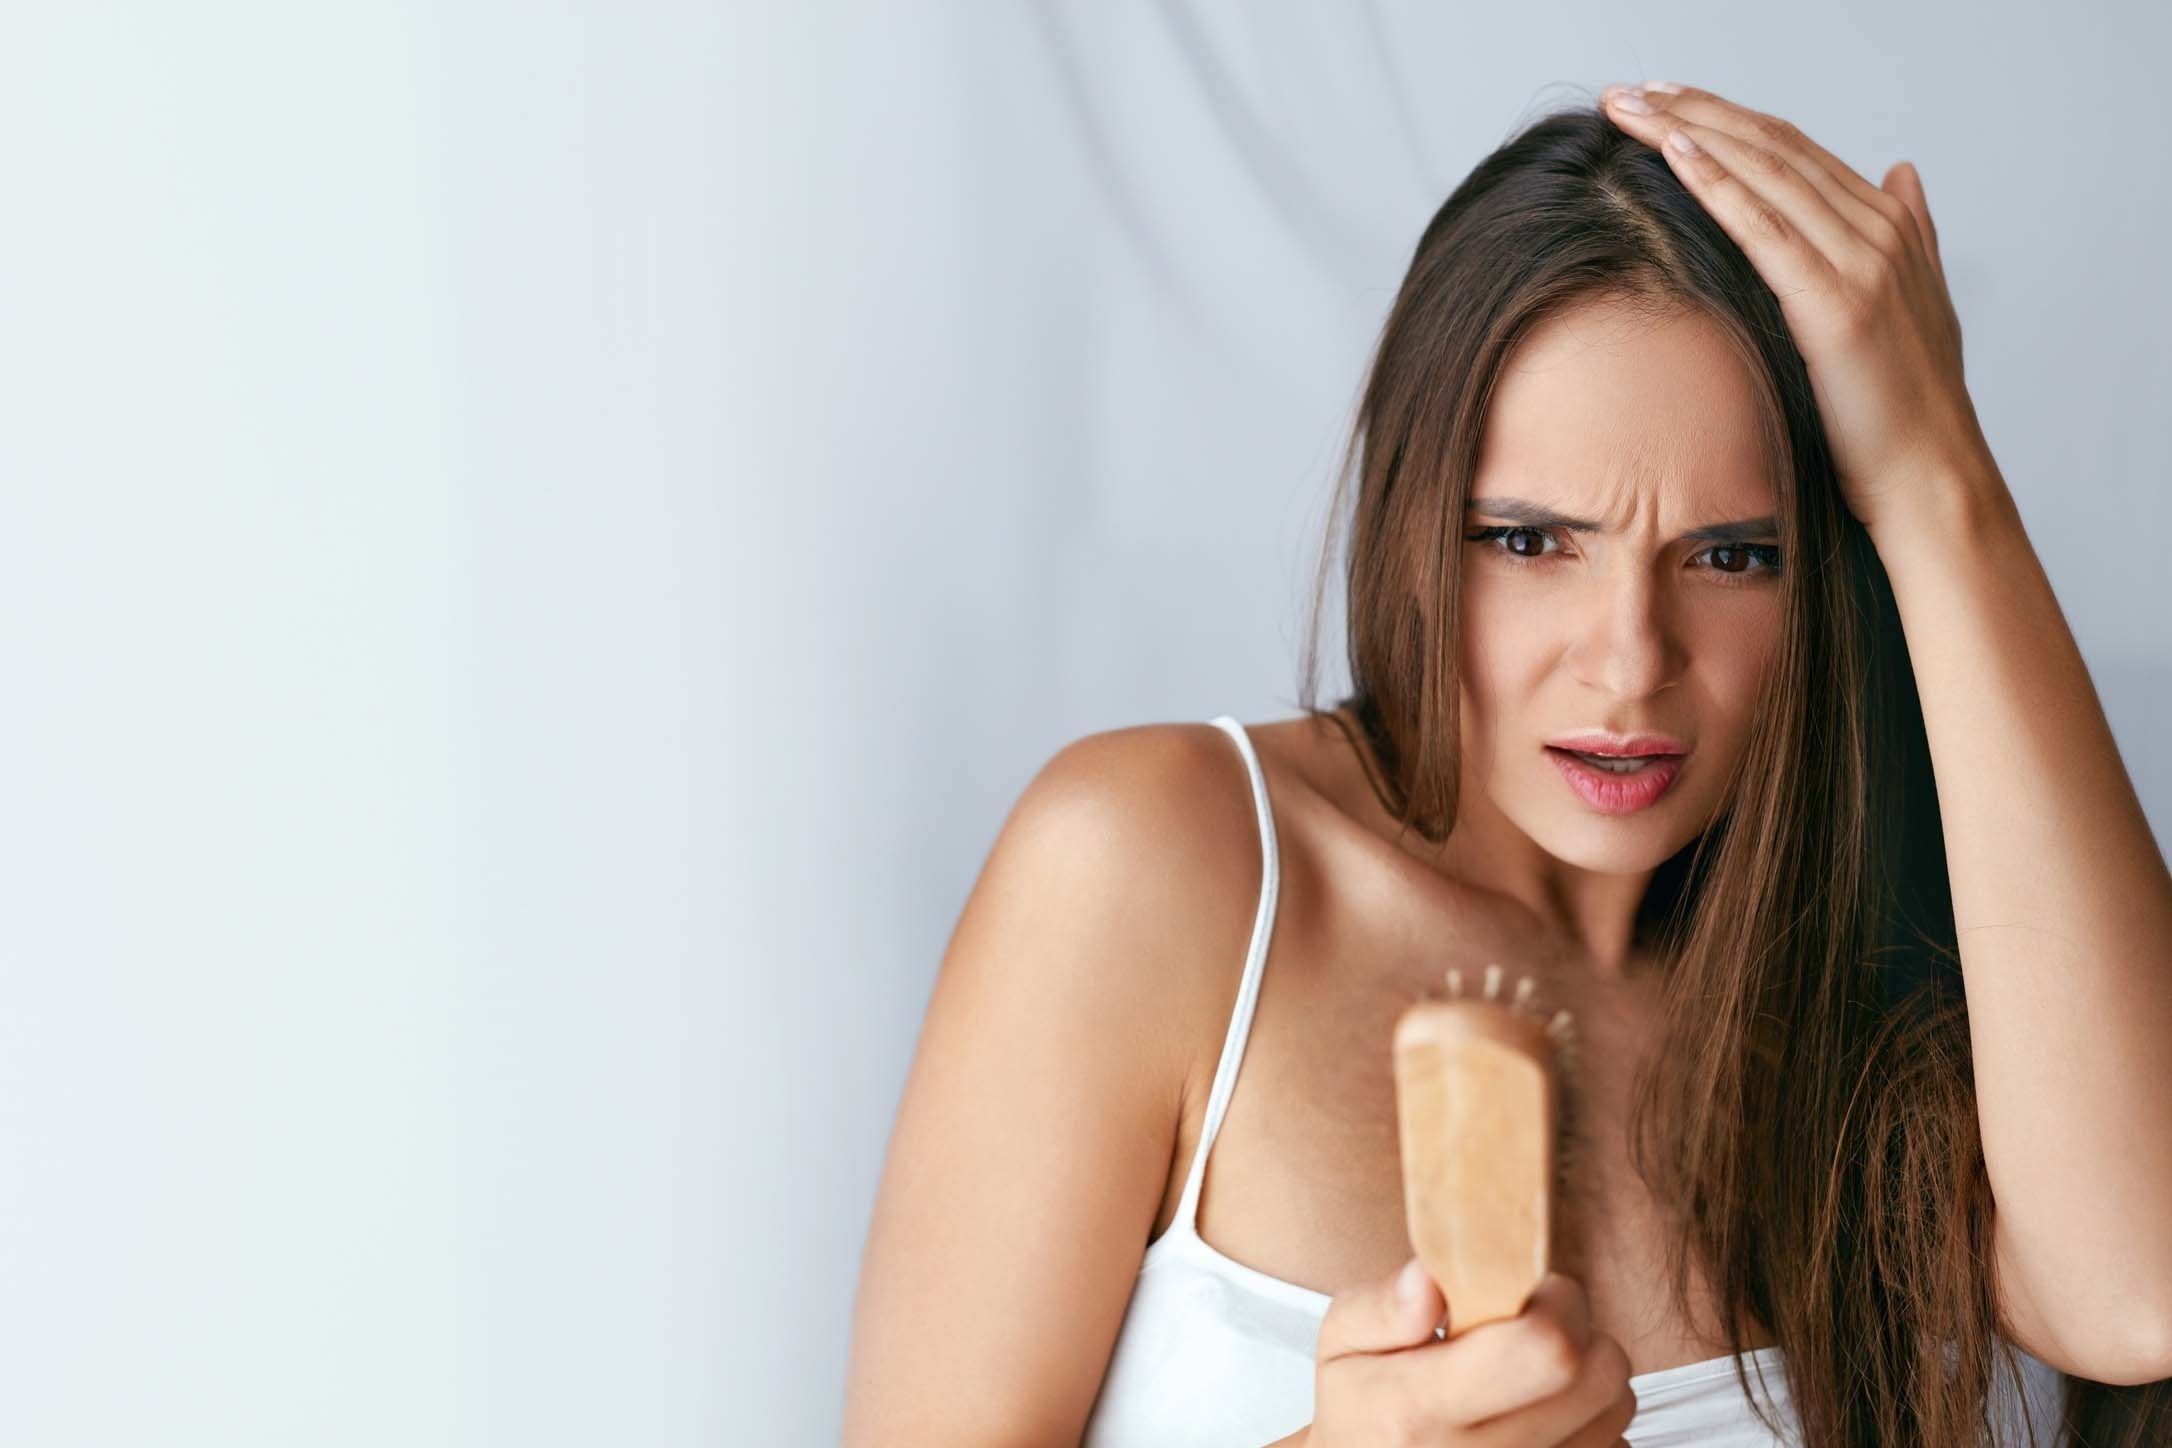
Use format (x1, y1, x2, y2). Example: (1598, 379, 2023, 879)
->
(1020, 712, 1341, 839)
(1006, 718, 1273, 918)
(1009, 712, 1384, 932)
(979, 718, 1286, 1015)
(1024, 716, 1260, 827)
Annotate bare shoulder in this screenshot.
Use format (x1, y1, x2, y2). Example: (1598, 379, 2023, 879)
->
(1022, 718, 1270, 905)
(926, 720, 1269, 1074)
(1025, 717, 1267, 841)
(841, 718, 1272, 1444)
(950, 718, 1268, 1018)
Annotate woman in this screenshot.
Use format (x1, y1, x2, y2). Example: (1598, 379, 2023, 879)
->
(843, 85, 2172, 1446)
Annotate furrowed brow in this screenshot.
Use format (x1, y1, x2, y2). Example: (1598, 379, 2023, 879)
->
(1467, 496, 1779, 544)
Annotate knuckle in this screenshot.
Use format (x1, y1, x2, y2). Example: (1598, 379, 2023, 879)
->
(1742, 196, 1792, 245)
(1742, 143, 1790, 180)
(1830, 284, 1877, 334)
(1867, 190, 1915, 236)
(1838, 253, 1890, 300)
(1856, 212, 1908, 263)
(1752, 112, 1802, 150)
(1830, 262, 1896, 334)
(1522, 1317, 1583, 1392)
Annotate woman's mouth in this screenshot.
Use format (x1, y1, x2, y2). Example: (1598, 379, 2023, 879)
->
(1545, 745, 1685, 815)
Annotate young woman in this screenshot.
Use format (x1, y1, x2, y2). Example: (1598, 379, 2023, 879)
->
(843, 85, 2172, 1446)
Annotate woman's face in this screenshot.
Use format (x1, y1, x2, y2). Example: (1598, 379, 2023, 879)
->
(1458, 295, 1786, 875)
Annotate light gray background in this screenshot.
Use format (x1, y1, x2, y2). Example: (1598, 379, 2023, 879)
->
(4, 4, 2165, 1445)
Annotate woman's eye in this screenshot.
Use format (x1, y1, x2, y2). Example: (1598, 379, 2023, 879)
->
(1467, 527, 1783, 582)
(1700, 543, 1784, 578)
(1465, 525, 1556, 559)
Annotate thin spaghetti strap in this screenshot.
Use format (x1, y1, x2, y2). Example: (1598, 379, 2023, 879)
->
(1172, 715, 1283, 1232)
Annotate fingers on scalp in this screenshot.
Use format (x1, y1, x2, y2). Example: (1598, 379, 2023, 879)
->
(1740, 191, 1796, 248)
(1736, 99, 1894, 222)
(1865, 196, 1923, 255)
(1739, 137, 1797, 183)
(1749, 110, 1807, 156)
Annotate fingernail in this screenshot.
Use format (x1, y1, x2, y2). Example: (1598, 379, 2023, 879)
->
(1641, 79, 1684, 94)
(1606, 86, 1654, 115)
(1397, 1258, 1429, 1305)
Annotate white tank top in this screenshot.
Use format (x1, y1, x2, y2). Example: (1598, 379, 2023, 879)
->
(1079, 714, 2066, 1447)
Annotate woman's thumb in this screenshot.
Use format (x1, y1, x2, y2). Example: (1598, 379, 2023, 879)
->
(1317, 1256, 1445, 1360)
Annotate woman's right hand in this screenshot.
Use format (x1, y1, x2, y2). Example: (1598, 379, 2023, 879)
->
(1307, 1259, 1637, 1447)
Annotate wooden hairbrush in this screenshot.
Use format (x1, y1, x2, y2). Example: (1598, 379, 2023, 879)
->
(1392, 962, 1578, 1339)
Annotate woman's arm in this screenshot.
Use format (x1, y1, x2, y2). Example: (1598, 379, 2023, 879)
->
(842, 724, 1267, 1443)
(1872, 465, 2172, 1386)
(1593, 79, 2172, 1387)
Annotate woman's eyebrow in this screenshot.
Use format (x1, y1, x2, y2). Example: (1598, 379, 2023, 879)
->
(1467, 496, 1779, 543)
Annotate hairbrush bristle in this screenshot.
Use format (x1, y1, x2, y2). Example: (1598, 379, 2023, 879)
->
(1433, 964, 1578, 1080)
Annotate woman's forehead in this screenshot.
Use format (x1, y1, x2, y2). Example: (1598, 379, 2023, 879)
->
(1476, 300, 1776, 519)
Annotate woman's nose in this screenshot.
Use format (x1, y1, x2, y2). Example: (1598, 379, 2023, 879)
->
(1568, 570, 1680, 700)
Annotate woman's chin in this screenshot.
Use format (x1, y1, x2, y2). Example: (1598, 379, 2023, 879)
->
(1527, 808, 1700, 876)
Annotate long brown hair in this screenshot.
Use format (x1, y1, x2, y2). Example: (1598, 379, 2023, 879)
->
(1295, 100, 2170, 1446)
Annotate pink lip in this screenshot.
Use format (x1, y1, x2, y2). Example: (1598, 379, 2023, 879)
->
(1544, 730, 1689, 758)
(1546, 746, 1686, 815)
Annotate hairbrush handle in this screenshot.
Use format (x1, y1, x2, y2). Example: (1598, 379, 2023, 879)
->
(1392, 997, 1559, 1339)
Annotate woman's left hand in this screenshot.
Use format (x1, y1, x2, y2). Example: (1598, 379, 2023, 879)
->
(1599, 82, 1994, 536)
